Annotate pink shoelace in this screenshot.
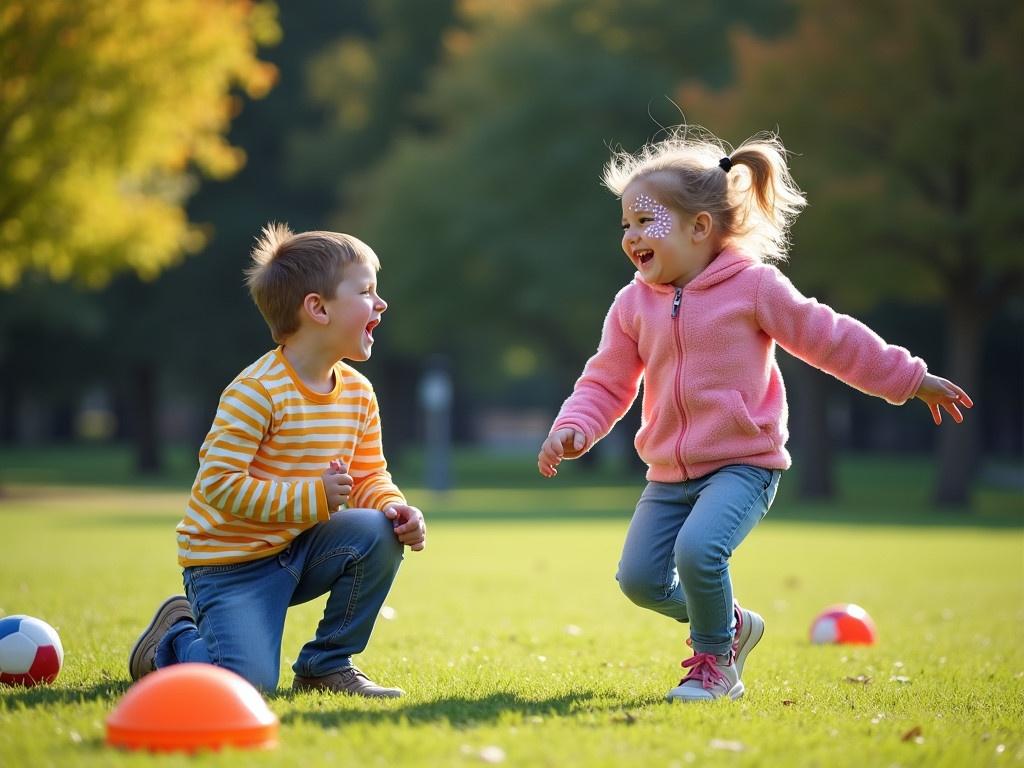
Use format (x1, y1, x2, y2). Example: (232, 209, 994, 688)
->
(679, 652, 727, 690)
(679, 604, 743, 689)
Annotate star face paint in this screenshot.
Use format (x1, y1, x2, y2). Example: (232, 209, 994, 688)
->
(629, 193, 673, 239)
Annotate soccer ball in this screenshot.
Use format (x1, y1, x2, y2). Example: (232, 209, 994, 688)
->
(809, 603, 877, 645)
(0, 615, 64, 686)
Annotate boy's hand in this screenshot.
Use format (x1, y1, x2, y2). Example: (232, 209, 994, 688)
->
(322, 460, 353, 510)
(914, 373, 973, 425)
(537, 428, 585, 478)
(384, 503, 426, 551)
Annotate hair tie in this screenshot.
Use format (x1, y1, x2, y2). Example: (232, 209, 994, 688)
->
(719, 156, 733, 173)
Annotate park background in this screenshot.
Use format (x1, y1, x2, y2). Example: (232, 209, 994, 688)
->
(1, 1, 1022, 767)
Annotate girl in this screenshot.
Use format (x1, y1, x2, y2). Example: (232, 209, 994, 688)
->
(536, 126, 972, 703)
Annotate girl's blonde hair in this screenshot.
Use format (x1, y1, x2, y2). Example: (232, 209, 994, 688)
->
(245, 222, 380, 343)
(602, 126, 807, 263)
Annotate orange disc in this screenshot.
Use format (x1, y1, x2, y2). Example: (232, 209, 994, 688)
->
(106, 663, 278, 752)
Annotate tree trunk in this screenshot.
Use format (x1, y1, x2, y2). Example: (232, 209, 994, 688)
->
(792, 363, 835, 499)
(932, 297, 981, 507)
(0, 372, 16, 443)
(133, 362, 162, 474)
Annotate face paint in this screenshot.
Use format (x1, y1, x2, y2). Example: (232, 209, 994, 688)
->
(629, 193, 673, 239)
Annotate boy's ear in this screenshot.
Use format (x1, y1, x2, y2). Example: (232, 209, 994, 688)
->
(302, 293, 330, 326)
(691, 212, 713, 243)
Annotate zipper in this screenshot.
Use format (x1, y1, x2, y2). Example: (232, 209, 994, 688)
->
(670, 287, 688, 478)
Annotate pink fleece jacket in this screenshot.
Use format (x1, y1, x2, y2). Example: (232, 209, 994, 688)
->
(552, 248, 927, 482)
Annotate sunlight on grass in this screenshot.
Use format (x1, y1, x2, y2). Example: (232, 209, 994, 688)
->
(1, 481, 1022, 767)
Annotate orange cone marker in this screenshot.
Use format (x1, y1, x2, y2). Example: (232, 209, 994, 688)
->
(106, 663, 278, 752)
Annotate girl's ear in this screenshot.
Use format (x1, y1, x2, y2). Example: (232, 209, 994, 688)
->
(691, 212, 713, 243)
(302, 293, 330, 326)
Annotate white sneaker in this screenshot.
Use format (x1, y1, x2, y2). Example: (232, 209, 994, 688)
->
(665, 651, 743, 702)
(733, 605, 764, 679)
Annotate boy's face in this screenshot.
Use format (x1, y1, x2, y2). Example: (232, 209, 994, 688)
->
(324, 261, 387, 362)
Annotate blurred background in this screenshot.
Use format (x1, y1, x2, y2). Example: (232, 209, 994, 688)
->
(0, 0, 1021, 508)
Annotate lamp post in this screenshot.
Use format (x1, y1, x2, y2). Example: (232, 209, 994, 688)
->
(418, 359, 452, 491)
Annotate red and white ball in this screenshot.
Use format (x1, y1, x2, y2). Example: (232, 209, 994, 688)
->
(809, 603, 877, 645)
(0, 615, 64, 686)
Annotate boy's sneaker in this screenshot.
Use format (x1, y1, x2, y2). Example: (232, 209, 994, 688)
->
(292, 666, 404, 698)
(128, 595, 193, 681)
(666, 651, 743, 702)
(732, 604, 765, 679)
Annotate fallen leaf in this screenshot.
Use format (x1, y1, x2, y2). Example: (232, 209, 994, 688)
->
(901, 726, 923, 742)
(845, 675, 873, 684)
(781, 699, 796, 706)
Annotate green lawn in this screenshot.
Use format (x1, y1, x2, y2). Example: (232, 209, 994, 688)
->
(0, 452, 1022, 767)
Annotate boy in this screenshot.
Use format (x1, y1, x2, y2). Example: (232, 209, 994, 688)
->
(128, 223, 425, 697)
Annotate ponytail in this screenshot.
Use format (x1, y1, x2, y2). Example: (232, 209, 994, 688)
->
(603, 126, 807, 263)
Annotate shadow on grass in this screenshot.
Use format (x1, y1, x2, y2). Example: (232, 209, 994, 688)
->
(0, 679, 129, 709)
(276, 689, 651, 729)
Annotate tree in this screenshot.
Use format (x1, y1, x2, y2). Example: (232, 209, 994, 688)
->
(286, 0, 456, 201)
(0, 0, 279, 288)
(0, 0, 279, 473)
(340, 0, 791, 395)
(679, 0, 1024, 505)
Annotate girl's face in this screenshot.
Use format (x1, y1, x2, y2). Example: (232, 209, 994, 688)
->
(620, 180, 714, 288)
(323, 261, 387, 362)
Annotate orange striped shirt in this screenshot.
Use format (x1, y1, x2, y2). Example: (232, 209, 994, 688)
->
(176, 348, 405, 566)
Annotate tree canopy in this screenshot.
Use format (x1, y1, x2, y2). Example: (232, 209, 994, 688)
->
(0, 0, 279, 288)
(337, 0, 790, 390)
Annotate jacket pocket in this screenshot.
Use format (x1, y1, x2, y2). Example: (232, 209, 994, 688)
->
(727, 390, 762, 437)
(634, 406, 661, 454)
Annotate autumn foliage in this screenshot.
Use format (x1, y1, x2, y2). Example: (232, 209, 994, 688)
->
(0, 0, 280, 287)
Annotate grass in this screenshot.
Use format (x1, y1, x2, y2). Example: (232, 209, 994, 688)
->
(0, 448, 1022, 767)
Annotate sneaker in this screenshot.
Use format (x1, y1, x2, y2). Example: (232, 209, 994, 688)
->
(732, 604, 765, 679)
(665, 651, 743, 702)
(128, 595, 193, 681)
(292, 666, 404, 698)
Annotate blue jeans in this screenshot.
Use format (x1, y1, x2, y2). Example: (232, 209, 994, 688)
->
(616, 465, 781, 655)
(156, 509, 403, 691)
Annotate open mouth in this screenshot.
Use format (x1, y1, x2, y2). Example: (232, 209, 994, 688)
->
(365, 319, 380, 340)
(635, 249, 654, 265)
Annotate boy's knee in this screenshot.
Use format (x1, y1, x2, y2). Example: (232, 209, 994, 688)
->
(335, 508, 402, 559)
(220, 658, 279, 693)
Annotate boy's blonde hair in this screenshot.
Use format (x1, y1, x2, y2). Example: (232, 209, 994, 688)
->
(245, 223, 380, 343)
(602, 125, 807, 263)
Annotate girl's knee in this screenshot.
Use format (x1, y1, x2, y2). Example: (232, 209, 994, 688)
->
(616, 567, 662, 608)
(675, 540, 726, 582)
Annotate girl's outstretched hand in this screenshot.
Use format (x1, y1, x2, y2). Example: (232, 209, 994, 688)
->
(538, 428, 585, 478)
(914, 373, 973, 425)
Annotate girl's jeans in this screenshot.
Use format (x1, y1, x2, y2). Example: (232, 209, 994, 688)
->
(155, 508, 403, 691)
(616, 464, 781, 656)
